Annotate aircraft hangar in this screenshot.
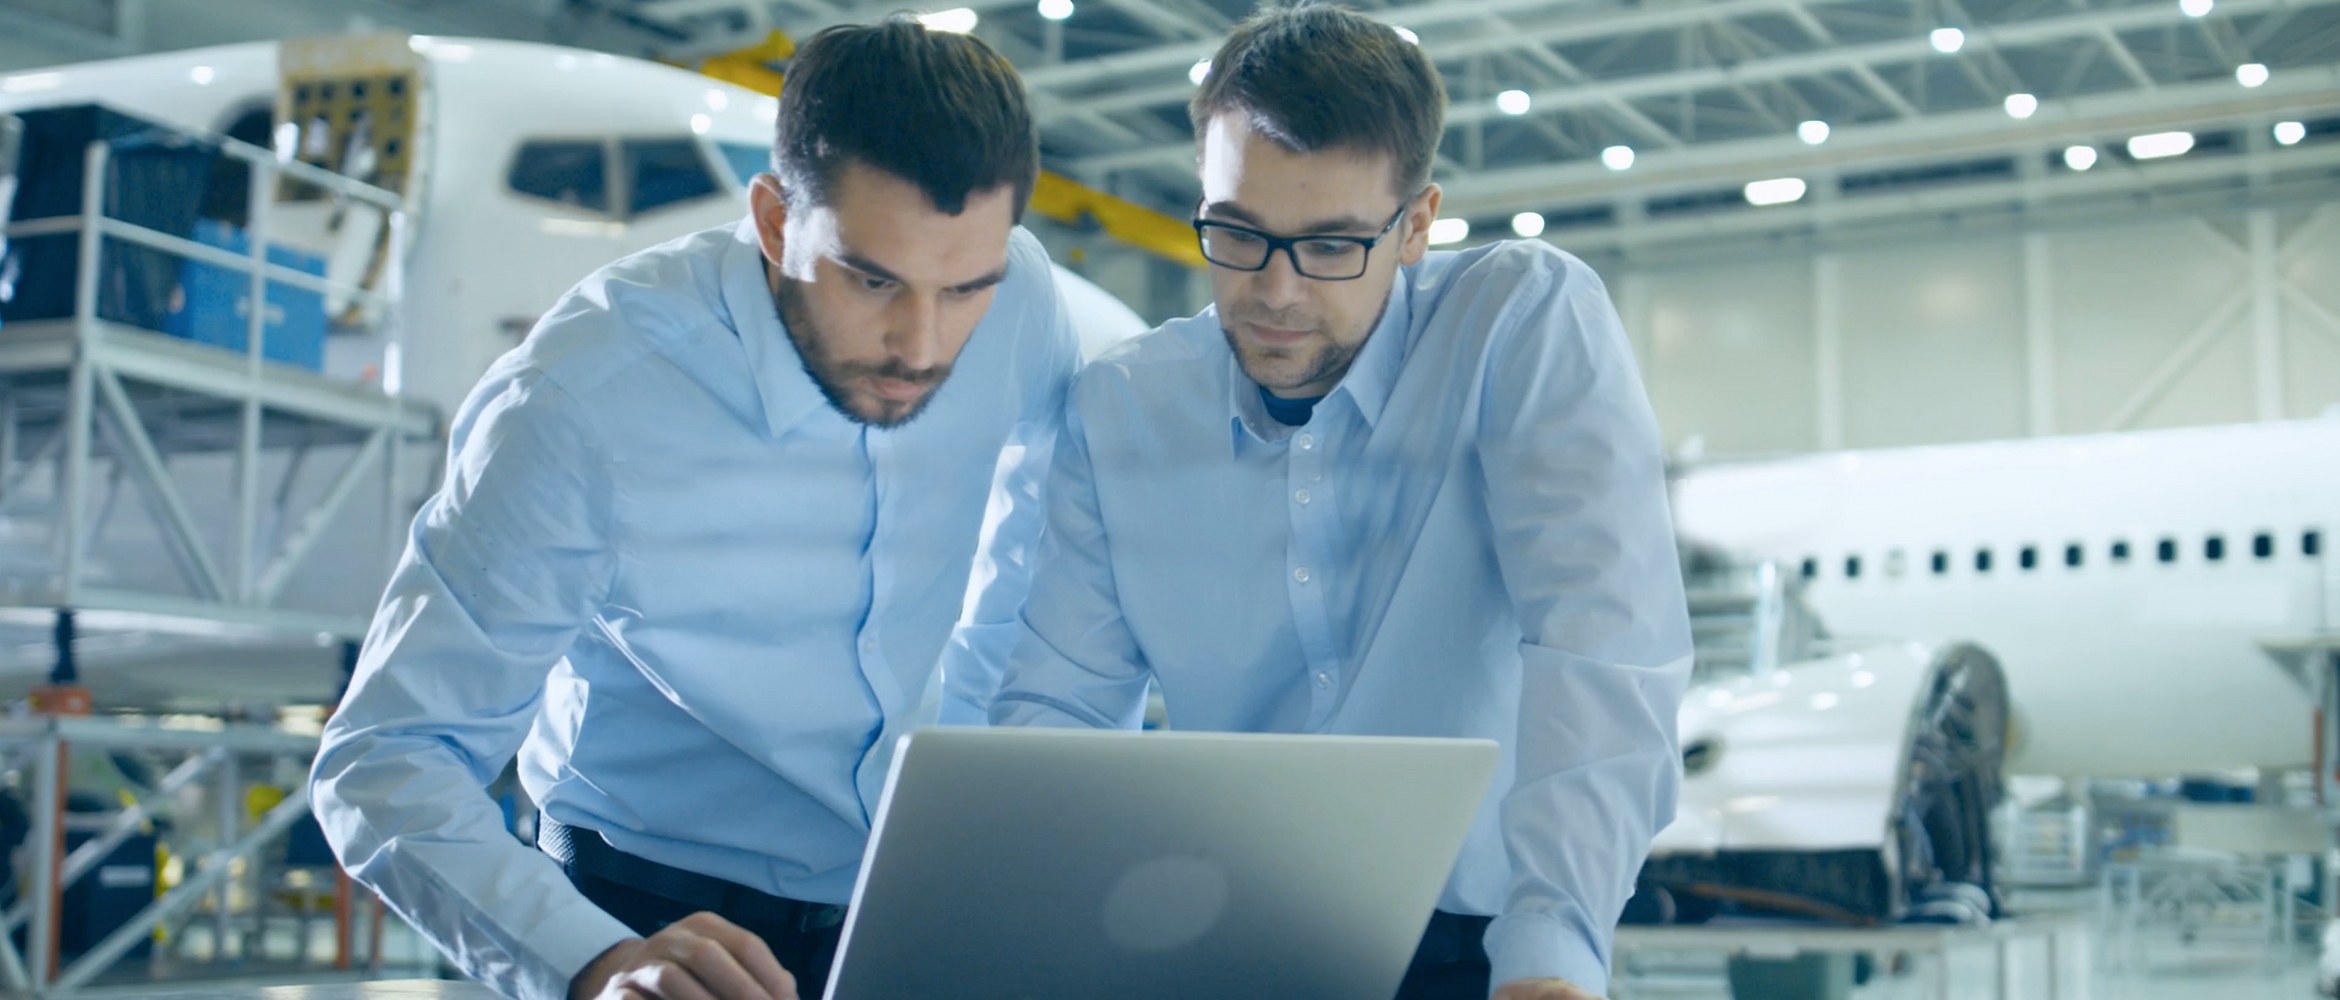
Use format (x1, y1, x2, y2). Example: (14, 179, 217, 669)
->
(0, 0, 2329, 998)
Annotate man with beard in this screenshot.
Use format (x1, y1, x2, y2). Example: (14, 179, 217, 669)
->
(311, 19, 1074, 1000)
(986, 5, 1691, 1000)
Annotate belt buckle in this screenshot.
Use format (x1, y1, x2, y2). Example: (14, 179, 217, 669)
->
(799, 904, 846, 932)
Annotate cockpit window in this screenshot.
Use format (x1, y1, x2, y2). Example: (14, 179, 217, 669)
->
(623, 139, 720, 215)
(507, 140, 609, 213)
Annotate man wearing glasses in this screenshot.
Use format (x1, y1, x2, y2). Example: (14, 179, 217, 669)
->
(983, 5, 1690, 1000)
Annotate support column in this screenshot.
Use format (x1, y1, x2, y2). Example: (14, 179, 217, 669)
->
(2024, 232, 2057, 437)
(1815, 253, 1845, 451)
(2249, 210, 2284, 421)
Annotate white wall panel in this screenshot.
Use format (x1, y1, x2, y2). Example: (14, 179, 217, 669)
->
(2286, 313, 2340, 420)
(1835, 237, 2026, 449)
(1613, 201, 2340, 457)
(1637, 260, 1817, 456)
(2047, 221, 2251, 433)
(2134, 323, 2258, 430)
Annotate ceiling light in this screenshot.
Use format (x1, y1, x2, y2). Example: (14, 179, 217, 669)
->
(1427, 218, 1470, 245)
(1511, 212, 1545, 238)
(1189, 59, 1211, 85)
(189, 66, 216, 86)
(1930, 27, 1965, 54)
(2236, 63, 2268, 88)
(1038, 0, 1074, 20)
(2274, 121, 2306, 146)
(1797, 119, 1830, 144)
(2063, 144, 2098, 171)
(690, 113, 712, 135)
(2003, 92, 2037, 119)
(705, 89, 729, 111)
(1744, 177, 1808, 206)
(1393, 26, 1419, 44)
(1601, 145, 1635, 171)
(1497, 89, 1532, 116)
(918, 7, 979, 32)
(755, 97, 779, 124)
(2126, 130, 2195, 159)
(2180, 0, 2213, 16)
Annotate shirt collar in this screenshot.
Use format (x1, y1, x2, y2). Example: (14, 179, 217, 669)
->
(1222, 271, 1414, 452)
(718, 218, 827, 438)
(1336, 270, 1412, 429)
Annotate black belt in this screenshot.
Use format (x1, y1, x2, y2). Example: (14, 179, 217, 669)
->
(540, 817, 847, 933)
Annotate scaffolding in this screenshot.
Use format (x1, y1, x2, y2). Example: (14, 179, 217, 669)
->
(0, 127, 435, 651)
(0, 114, 440, 994)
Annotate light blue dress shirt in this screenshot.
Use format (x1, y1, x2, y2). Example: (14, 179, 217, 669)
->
(311, 220, 1075, 1000)
(989, 240, 1692, 995)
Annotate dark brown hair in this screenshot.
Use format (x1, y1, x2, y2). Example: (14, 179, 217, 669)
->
(774, 16, 1039, 217)
(1189, 2, 1447, 196)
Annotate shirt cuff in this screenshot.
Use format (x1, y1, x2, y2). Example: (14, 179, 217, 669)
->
(1484, 909, 1611, 998)
(518, 902, 638, 1000)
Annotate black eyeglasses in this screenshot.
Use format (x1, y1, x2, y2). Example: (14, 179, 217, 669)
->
(1191, 200, 1411, 281)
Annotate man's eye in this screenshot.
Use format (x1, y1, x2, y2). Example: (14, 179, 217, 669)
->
(1304, 241, 1360, 256)
(1218, 229, 1265, 245)
(860, 276, 896, 292)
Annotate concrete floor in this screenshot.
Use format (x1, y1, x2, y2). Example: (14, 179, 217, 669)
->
(59, 891, 2332, 1000)
(1616, 886, 2316, 1000)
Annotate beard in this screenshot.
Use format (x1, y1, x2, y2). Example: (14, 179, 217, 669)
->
(773, 279, 951, 429)
(1219, 297, 1385, 396)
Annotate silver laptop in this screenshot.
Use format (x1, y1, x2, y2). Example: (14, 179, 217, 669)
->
(822, 727, 1500, 1000)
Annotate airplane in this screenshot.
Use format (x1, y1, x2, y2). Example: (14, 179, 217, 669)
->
(1640, 414, 2335, 927)
(0, 35, 1147, 710)
(1674, 415, 2333, 778)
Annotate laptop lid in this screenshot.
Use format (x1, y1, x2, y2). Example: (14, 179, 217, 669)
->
(823, 728, 1500, 1000)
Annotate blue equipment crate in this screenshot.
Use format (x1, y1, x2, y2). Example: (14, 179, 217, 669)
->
(164, 219, 327, 371)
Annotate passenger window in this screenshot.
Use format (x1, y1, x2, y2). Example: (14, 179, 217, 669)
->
(1930, 551, 1949, 575)
(2157, 538, 2177, 563)
(1975, 548, 1993, 573)
(623, 139, 720, 215)
(2019, 546, 2038, 571)
(508, 140, 610, 212)
(1845, 555, 1862, 580)
(2065, 543, 2083, 568)
(1800, 557, 1818, 580)
(2205, 535, 2225, 562)
(2111, 540, 2131, 562)
(2253, 533, 2274, 559)
(2310, 531, 2324, 558)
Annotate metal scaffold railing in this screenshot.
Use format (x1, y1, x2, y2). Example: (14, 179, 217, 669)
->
(0, 123, 437, 653)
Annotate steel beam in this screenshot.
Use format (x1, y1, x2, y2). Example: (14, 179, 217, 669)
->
(1070, 0, 2340, 174)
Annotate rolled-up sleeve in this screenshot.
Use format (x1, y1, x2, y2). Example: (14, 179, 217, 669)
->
(309, 367, 633, 1000)
(1469, 259, 1694, 995)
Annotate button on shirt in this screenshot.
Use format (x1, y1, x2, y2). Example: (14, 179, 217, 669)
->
(992, 241, 1693, 995)
(312, 220, 1075, 1000)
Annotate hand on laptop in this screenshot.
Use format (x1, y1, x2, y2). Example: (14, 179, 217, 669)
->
(570, 912, 800, 1000)
(1494, 977, 1603, 1000)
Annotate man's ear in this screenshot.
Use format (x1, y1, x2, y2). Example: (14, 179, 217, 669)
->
(1397, 184, 1443, 267)
(749, 173, 790, 270)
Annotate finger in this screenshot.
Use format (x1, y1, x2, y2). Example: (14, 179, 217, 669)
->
(620, 959, 721, 1000)
(680, 913, 796, 1000)
(657, 922, 774, 1000)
